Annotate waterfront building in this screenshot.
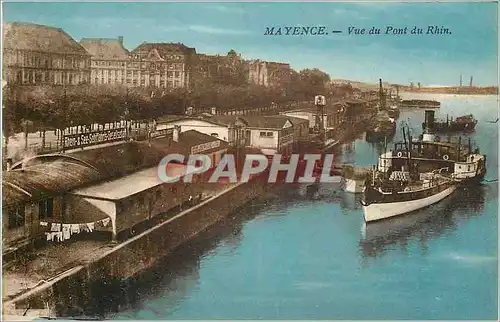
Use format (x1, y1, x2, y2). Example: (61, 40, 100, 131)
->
(79, 37, 130, 86)
(241, 115, 296, 154)
(247, 60, 292, 87)
(129, 42, 196, 89)
(2, 22, 91, 85)
(2, 129, 227, 255)
(155, 115, 247, 148)
(280, 104, 342, 133)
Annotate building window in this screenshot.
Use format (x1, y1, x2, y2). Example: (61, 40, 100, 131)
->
(260, 131, 274, 138)
(167, 71, 173, 78)
(175, 71, 180, 78)
(210, 133, 219, 138)
(39, 198, 54, 220)
(8, 205, 25, 229)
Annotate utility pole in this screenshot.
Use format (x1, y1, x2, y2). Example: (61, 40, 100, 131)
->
(460, 74, 463, 87)
(470, 76, 473, 87)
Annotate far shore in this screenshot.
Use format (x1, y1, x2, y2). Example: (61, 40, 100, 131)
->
(399, 87, 498, 95)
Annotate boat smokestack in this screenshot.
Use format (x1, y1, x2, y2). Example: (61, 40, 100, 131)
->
(422, 110, 436, 142)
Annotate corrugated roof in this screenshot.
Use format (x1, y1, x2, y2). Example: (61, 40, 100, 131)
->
(3, 22, 89, 55)
(80, 38, 130, 60)
(3, 161, 102, 207)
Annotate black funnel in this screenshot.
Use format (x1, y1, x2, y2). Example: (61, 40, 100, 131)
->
(424, 110, 435, 131)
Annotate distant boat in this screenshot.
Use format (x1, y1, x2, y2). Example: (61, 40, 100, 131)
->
(487, 118, 499, 124)
(365, 111, 396, 142)
(422, 114, 477, 133)
(401, 99, 440, 108)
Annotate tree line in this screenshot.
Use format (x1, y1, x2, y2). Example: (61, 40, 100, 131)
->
(2, 67, 343, 141)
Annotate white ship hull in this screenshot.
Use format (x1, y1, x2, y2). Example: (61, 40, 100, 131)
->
(363, 185, 456, 222)
(344, 178, 365, 193)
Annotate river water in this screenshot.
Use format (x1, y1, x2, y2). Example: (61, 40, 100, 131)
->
(110, 94, 498, 320)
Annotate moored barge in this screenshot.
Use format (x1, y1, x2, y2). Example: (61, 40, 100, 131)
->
(401, 99, 440, 108)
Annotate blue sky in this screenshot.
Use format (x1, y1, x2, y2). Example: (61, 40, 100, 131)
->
(3, 1, 498, 86)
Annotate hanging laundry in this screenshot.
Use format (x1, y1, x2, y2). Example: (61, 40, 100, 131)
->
(46, 232, 51, 241)
(79, 223, 87, 232)
(51, 223, 61, 232)
(71, 224, 80, 234)
(86, 222, 95, 232)
(102, 218, 111, 227)
(62, 224, 71, 240)
(40, 222, 48, 227)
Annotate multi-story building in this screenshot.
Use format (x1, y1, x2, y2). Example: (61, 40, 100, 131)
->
(248, 60, 292, 87)
(129, 42, 196, 89)
(79, 37, 130, 86)
(2, 22, 91, 85)
(193, 51, 248, 87)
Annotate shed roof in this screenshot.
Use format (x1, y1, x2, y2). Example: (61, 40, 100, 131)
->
(3, 161, 102, 207)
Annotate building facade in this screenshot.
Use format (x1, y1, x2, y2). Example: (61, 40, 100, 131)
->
(129, 42, 196, 89)
(242, 115, 296, 154)
(80, 37, 130, 86)
(192, 51, 248, 87)
(248, 60, 292, 87)
(2, 22, 91, 85)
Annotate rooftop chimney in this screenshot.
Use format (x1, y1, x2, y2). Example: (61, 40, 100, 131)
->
(118, 36, 124, 46)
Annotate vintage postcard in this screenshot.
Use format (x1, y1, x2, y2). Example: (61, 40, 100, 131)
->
(1, 1, 498, 320)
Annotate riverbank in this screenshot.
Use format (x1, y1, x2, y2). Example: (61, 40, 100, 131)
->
(2, 114, 372, 320)
(3, 179, 266, 319)
(401, 87, 498, 95)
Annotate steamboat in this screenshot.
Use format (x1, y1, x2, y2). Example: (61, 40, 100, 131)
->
(378, 110, 487, 184)
(361, 161, 458, 222)
(421, 113, 477, 133)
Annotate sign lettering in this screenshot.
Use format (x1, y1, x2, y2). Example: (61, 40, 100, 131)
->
(151, 128, 174, 139)
(63, 128, 127, 149)
(191, 140, 221, 154)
